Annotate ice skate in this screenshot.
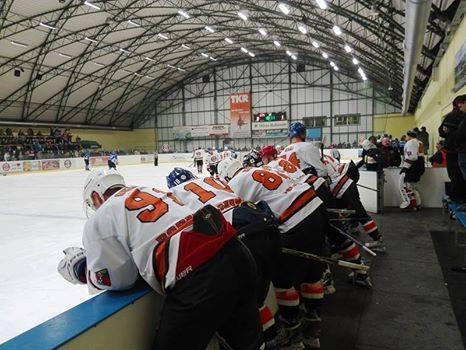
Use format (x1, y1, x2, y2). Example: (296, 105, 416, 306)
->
(273, 316, 305, 350)
(321, 266, 336, 295)
(348, 271, 373, 289)
(365, 238, 386, 252)
(300, 311, 321, 349)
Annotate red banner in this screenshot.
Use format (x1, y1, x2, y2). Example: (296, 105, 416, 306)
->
(230, 93, 251, 138)
(41, 160, 60, 171)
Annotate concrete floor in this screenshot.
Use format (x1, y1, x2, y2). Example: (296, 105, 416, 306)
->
(321, 208, 465, 350)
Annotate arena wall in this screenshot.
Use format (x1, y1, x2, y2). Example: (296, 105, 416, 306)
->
(373, 114, 415, 139)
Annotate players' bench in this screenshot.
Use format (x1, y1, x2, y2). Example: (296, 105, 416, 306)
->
(447, 203, 466, 270)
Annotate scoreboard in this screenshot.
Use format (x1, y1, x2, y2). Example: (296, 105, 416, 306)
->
(254, 112, 287, 122)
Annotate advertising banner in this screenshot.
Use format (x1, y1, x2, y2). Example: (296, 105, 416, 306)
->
(174, 125, 230, 140)
(90, 156, 109, 166)
(1, 161, 23, 173)
(252, 129, 288, 138)
(23, 160, 41, 172)
(306, 128, 322, 141)
(252, 120, 289, 131)
(454, 42, 466, 92)
(230, 93, 251, 138)
(41, 160, 60, 171)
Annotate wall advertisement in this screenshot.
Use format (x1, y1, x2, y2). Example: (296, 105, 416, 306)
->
(173, 125, 230, 140)
(252, 120, 289, 131)
(230, 93, 251, 138)
(41, 160, 60, 171)
(454, 42, 466, 92)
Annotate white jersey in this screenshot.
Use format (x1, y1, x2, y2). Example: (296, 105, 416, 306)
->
(229, 168, 323, 233)
(193, 149, 205, 161)
(280, 142, 327, 177)
(171, 177, 241, 223)
(221, 150, 232, 159)
(83, 186, 197, 294)
(403, 139, 423, 168)
(322, 154, 353, 199)
(208, 152, 221, 165)
(264, 158, 305, 181)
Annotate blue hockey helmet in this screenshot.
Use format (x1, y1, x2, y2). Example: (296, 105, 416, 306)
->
(166, 167, 197, 188)
(289, 122, 306, 139)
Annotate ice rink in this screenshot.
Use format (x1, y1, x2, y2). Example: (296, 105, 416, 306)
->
(0, 162, 194, 344)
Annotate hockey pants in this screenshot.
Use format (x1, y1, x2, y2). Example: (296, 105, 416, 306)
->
(399, 173, 420, 209)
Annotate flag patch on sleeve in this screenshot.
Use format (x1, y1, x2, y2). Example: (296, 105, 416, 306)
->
(95, 269, 111, 286)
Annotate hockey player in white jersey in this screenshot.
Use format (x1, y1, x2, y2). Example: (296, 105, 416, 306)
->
(218, 158, 327, 349)
(207, 149, 221, 178)
(280, 122, 327, 177)
(222, 146, 233, 160)
(57, 169, 263, 350)
(193, 147, 205, 174)
(399, 130, 425, 210)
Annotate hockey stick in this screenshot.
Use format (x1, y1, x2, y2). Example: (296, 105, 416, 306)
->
(356, 183, 378, 192)
(282, 248, 370, 272)
(326, 208, 356, 215)
(329, 223, 377, 257)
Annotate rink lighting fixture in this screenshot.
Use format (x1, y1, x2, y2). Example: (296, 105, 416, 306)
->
(210, 56, 217, 61)
(146, 75, 154, 79)
(177, 67, 186, 72)
(181, 44, 190, 49)
(332, 25, 342, 36)
(311, 41, 319, 48)
(329, 61, 335, 67)
(248, 52, 255, 57)
(205, 26, 215, 33)
(84, 37, 97, 43)
(238, 11, 248, 21)
(240, 47, 249, 53)
(10, 41, 28, 47)
(158, 33, 169, 40)
(278, 3, 290, 15)
(344, 44, 352, 53)
(315, 0, 328, 9)
(178, 9, 190, 19)
(225, 37, 233, 44)
(94, 62, 105, 66)
(128, 20, 140, 27)
(333, 65, 339, 71)
(322, 52, 329, 59)
(59, 53, 72, 58)
(286, 50, 292, 56)
(84, 1, 100, 10)
(39, 22, 56, 30)
(273, 40, 281, 47)
(201, 52, 209, 58)
(352, 57, 359, 65)
(291, 54, 297, 60)
(298, 24, 307, 34)
(145, 57, 155, 62)
(134, 72, 143, 77)
(167, 64, 176, 69)
(258, 28, 267, 36)
(119, 48, 130, 54)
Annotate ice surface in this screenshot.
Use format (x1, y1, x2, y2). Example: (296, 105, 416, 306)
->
(0, 162, 197, 344)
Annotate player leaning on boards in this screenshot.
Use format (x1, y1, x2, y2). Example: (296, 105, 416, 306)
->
(217, 157, 327, 350)
(57, 169, 264, 350)
(280, 122, 385, 253)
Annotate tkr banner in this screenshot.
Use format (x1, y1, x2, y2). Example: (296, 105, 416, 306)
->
(229, 93, 251, 138)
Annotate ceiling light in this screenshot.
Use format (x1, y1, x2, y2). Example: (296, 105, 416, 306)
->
(177, 67, 186, 72)
(10, 41, 28, 48)
(210, 56, 217, 61)
(205, 26, 215, 33)
(286, 50, 292, 56)
(39, 22, 56, 30)
(128, 20, 140, 27)
(315, 0, 328, 9)
(84, 37, 97, 43)
(83, 1, 100, 10)
(322, 52, 329, 59)
(58, 53, 72, 58)
(201, 52, 209, 58)
(273, 40, 281, 47)
(311, 41, 319, 48)
(238, 11, 248, 21)
(291, 54, 297, 60)
(298, 24, 307, 34)
(329, 61, 335, 67)
(178, 9, 190, 19)
(167, 64, 176, 69)
(344, 44, 352, 53)
(362, 75, 368, 81)
(248, 52, 255, 57)
(134, 72, 143, 77)
(158, 33, 169, 40)
(119, 48, 130, 54)
(332, 25, 342, 36)
(278, 2, 290, 15)
(258, 28, 267, 36)
(146, 75, 154, 79)
(225, 37, 233, 44)
(333, 65, 339, 71)
(241, 47, 248, 53)
(145, 57, 155, 62)
(181, 44, 190, 49)
(352, 57, 359, 65)
(94, 62, 105, 66)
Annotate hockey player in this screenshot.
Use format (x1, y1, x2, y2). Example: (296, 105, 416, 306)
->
(207, 149, 221, 178)
(222, 146, 232, 160)
(357, 140, 382, 172)
(166, 168, 290, 349)
(82, 149, 90, 171)
(58, 169, 263, 350)
(399, 130, 425, 210)
(218, 158, 327, 349)
(243, 149, 263, 168)
(193, 147, 205, 174)
(108, 150, 117, 170)
(279, 122, 327, 177)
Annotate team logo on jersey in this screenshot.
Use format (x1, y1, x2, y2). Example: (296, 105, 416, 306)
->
(95, 269, 111, 286)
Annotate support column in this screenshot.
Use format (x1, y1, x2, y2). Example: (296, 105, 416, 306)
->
(329, 69, 333, 146)
(182, 84, 187, 152)
(213, 68, 219, 149)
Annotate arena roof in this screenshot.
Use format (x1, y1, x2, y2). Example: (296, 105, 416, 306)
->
(0, 0, 462, 128)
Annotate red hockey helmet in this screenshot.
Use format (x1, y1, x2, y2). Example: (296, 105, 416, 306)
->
(260, 145, 278, 158)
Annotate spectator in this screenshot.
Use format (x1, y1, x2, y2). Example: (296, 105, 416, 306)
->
(3, 149, 10, 162)
(417, 127, 429, 154)
(379, 137, 401, 167)
(27, 128, 33, 136)
(438, 95, 466, 202)
(5, 128, 12, 136)
(357, 139, 382, 172)
(429, 141, 447, 168)
(455, 95, 466, 181)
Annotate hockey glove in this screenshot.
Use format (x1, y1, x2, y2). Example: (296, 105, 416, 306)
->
(58, 247, 87, 285)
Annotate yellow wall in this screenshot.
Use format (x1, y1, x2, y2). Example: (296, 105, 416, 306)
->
(414, 16, 466, 152)
(373, 114, 415, 139)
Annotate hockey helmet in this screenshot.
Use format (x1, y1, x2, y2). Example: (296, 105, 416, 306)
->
(218, 158, 243, 181)
(242, 150, 263, 167)
(166, 167, 197, 188)
(360, 139, 373, 151)
(406, 129, 417, 138)
(260, 145, 278, 158)
(289, 122, 306, 139)
(83, 169, 125, 213)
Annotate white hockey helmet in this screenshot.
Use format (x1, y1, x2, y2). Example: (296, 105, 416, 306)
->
(360, 139, 372, 151)
(83, 169, 125, 214)
(218, 158, 243, 181)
